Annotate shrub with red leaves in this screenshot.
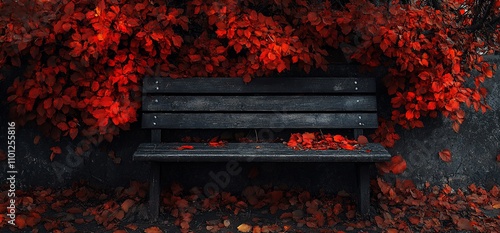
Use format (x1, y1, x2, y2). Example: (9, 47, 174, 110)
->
(1, 0, 498, 157)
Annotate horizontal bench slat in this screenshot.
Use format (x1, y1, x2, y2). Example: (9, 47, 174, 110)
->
(142, 95, 377, 112)
(142, 113, 378, 129)
(133, 143, 391, 162)
(143, 77, 376, 94)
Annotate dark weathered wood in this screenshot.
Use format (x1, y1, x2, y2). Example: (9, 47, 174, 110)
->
(142, 113, 378, 129)
(354, 129, 363, 139)
(151, 129, 161, 143)
(357, 163, 370, 214)
(149, 162, 161, 221)
(143, 77, 376, 94)
(149, 130, 161, 221)
(142, 95, 377, 112)
(133, 143, 391, 162)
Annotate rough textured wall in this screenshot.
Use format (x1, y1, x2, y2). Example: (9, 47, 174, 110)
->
(386, 55, 500, 189)
(1, 59, 499, 192)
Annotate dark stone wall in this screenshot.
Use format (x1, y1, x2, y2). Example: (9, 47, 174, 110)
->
(1, 59, 499, 192)
(385, 55, 500, 189)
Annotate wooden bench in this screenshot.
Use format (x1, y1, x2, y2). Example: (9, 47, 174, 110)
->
(133, 76, 392, 221)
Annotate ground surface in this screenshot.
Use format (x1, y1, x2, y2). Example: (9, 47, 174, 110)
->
(1, 179, 500, 233)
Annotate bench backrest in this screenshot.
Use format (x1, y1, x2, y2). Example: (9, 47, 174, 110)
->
(141, 77, 378, 130)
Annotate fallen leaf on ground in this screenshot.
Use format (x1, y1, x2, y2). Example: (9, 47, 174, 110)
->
(237, 223, 252, 232)
(34, 135, 41, 144)
(125, 224, 138, 230)
(144, 226, 163, 233)
(121, 199, 135, 212)
(439, 149, 452, 162)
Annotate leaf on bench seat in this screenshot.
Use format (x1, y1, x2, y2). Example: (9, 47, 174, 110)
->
(177, 145, 194, 150)
(286, 132, 360, 151)
(208, 136, 226, 148)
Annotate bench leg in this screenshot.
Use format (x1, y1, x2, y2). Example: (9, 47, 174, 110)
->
(149, 162, 161, 221)
(356, 163, 370, 215)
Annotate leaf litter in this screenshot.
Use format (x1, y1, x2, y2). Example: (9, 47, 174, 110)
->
(1, 178, 499, 232)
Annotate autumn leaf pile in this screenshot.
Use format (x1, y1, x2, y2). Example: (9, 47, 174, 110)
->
(286, 132, 366, 151)
(1, 180, 500, 232)
(1, 0, 498, 154)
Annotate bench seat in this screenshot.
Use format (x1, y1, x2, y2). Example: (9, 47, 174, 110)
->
(134, 143, 390, 162)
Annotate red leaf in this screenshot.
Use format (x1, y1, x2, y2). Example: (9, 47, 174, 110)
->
(15, 216, 27, 229)
(50, 153, 56, 161)
(281, 44, 289, 53)
(51, 146, 62, 154)
(357, 135, 368, 145)
(234, 43, 243, 53)
(33, 135, 41, 145)
(57, 122, 69, 131)
(188, 54, 201, 62)
(53, 98, 64, 110)
(144, 226, 163, 233)
(69, 128, 78, 140)
(307, 12, 319, 24)
(209, 141, 225, 148)
(389, 155, 407, 174)
(64, 2, 75, 15)
(29, 88, 42, 99)
(456, 218, 473, 231)
(46, 75, 56, 86)
(135, 3, 146, 11)
(121, 199, 135, 213)
(125, 224, 138, 231)
(452, 62, 461, 74)
(205, 64, 214, 73)
(171, 35, 183, 47)
(243, 74, 251, 83)
(496, 154, 500, 162)
(18, 41, 28, 51)
(177, 145, 194, 150)
(277, 62, 286, 73)
(482, 63, 493, 78)
(333, 135, 345, 142)
(452, 122, 460, 133)
(408, 216, 420, 225)
(62, 23, 72, 32)
(101, 97, 114, 107)
(439, 149, 452, 162)
(91, 81, 99, 92)
(427, 102, 436, 110)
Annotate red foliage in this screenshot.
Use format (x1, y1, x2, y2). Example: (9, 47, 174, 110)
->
(286, 132, 360, 151)
(1, 0, 497, 158)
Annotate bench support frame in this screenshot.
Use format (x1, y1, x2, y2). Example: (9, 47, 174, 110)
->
(149, 130, 162, 221)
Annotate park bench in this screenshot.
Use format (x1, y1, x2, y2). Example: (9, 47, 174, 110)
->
(133, 76, 392, 220)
